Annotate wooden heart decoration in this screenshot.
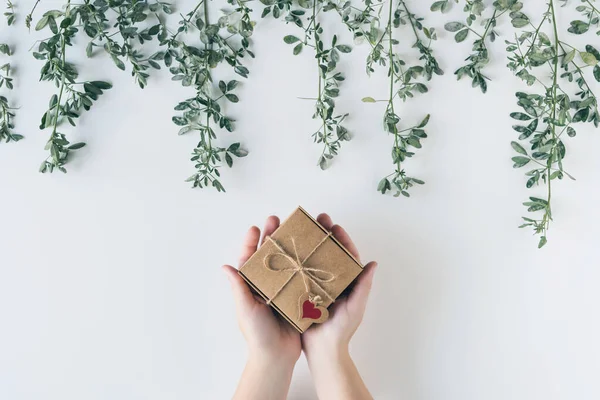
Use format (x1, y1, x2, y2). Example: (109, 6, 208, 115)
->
(297, 293, 328, 323)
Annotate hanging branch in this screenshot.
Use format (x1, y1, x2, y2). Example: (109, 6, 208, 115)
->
(0, 42, 20, 143)
(158, 0, 253, 191)
(261, 0, 351, 170)
(442, 0, 527, 93)
(338, 0, 442, 197)
(5, 0, 15, 25)
(77, 0, 172, 88)
(506, 0, 600, 247)
(568, 0, 600, 35)
(34, 5, 112, 173)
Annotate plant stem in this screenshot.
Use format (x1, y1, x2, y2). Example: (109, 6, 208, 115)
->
(545, 0, 560, 237)
(400, 1, 420, 42)
(312, 0, 328, 159)
(388, 0, 400, 175)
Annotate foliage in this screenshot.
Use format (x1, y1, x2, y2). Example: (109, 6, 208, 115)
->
(261, 0, 351, 170)
(34, 6, 112, 173)
(568, 0, 600, 35)
(158, 0, 253, 191)
(338, 0, 441, 196)
(505, 0, 599, 247)
(443, 0, 528, 93)
(5, 0, 15, 25)
(76, 0, 172, 88)
(0, 41, 20, 143)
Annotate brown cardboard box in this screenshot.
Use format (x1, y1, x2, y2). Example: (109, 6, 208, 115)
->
(238, 207, 364, 333)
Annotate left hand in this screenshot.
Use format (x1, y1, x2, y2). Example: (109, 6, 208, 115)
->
(223, 216, 302, 366)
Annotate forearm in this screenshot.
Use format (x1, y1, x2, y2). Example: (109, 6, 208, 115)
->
(233, 355, 296, 400)
(306, 344, 373, 400)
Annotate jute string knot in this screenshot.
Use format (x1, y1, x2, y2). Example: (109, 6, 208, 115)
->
(263, 233, 335, 305)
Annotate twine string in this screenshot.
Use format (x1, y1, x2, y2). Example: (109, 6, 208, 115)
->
(263, 233, 335, 305)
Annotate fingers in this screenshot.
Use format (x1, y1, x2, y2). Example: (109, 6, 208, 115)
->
(331, 224, 360, 260)
(223, 264, 256, 313)
(347, 261, 377, 316)
(317, 213, 333, 230)
(260, 215, 280, 245)
(317, 213, 360, 260)
(238, 226, 261, 266)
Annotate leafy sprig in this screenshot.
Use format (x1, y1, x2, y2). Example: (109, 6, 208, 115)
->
(76, 0, 172, 88)
(0, 42, 20, 143)
(339, 0, 441, 196)
(5, 0, 15, 25)
(430, 0, 458, 13)
(506, 0, 600, 247)
(444, 0, 527, 93)
(568, 0, 600, 35)
(263, 0, 351, 169)
(34, 6, 112, 173)
(159, 0, 253, 191)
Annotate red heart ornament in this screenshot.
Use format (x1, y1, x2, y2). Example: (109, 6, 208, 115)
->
(302, 300, 322, 319)
(297, 293, 329, 324)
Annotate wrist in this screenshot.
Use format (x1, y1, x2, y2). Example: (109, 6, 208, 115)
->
(305, 341, 350, 369)
(248, 351, 298, 373)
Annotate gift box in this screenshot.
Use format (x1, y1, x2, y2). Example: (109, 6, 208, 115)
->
(238, 207, 364, 333)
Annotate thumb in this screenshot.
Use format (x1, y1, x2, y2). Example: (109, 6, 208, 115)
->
(222, 265, 255, 313)
(347, 261, 377, 316)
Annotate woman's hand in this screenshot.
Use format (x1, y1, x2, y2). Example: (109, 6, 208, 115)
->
(301, 213, 377, 400)
(224, 216, 301, 400)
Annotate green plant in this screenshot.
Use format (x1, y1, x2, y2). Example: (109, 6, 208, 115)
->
(443, 0, 527, 93)
(337, 0, 441, 196)
(0, 42, 20, 143)
(568, 0, 600, 35)
(77, 0, 172, 88)
(33, 5, 112, 173)
(158, 0, 253, 191)
(30, 0, 175, 172)
(261, 0, 351, 169)
(430, 0, 458, 13)
(5, 0, 15, 25)
(506, 0, 600, 247)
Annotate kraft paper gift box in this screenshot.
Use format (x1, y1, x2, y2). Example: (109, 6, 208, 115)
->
(238, 207, 364, 333)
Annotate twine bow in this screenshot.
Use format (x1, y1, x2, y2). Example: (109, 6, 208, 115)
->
(263, 233, 335, 305)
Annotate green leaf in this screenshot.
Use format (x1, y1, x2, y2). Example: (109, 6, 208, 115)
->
(377, 178, 391, 194)
(227, 80, 239, 91)
(35, 16, 49, 31)
(111, 55, 126, 70)
(283, 35, 300, 44)
(594, 65, 600, 83)
(361, 97, 376, 103)
(512, 156, 530, 168)
(431, 1, 448, 12)
(585, 45, 600, 62)
(225, 94, 239, 103)
(293, 43, 303, 55)
(512, 18, 529, 28)
(417, 114, 430, 128)
(91, 81, 112, 90)
(68, 142, 86, 150)
(454, 29, 469, 43)
(510, 112, 531, 121)
(538, 236, 547, 249)
(336, 45, 351, 53)
(580, 52, 598, 66)
(563, 49, 576, 66)
(444, 22, 465, 32)
(172, 116, 187, 126)
(511, 141, 527, 155)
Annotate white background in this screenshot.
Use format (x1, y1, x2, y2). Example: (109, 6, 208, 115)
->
(1, 0, 599, 399)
